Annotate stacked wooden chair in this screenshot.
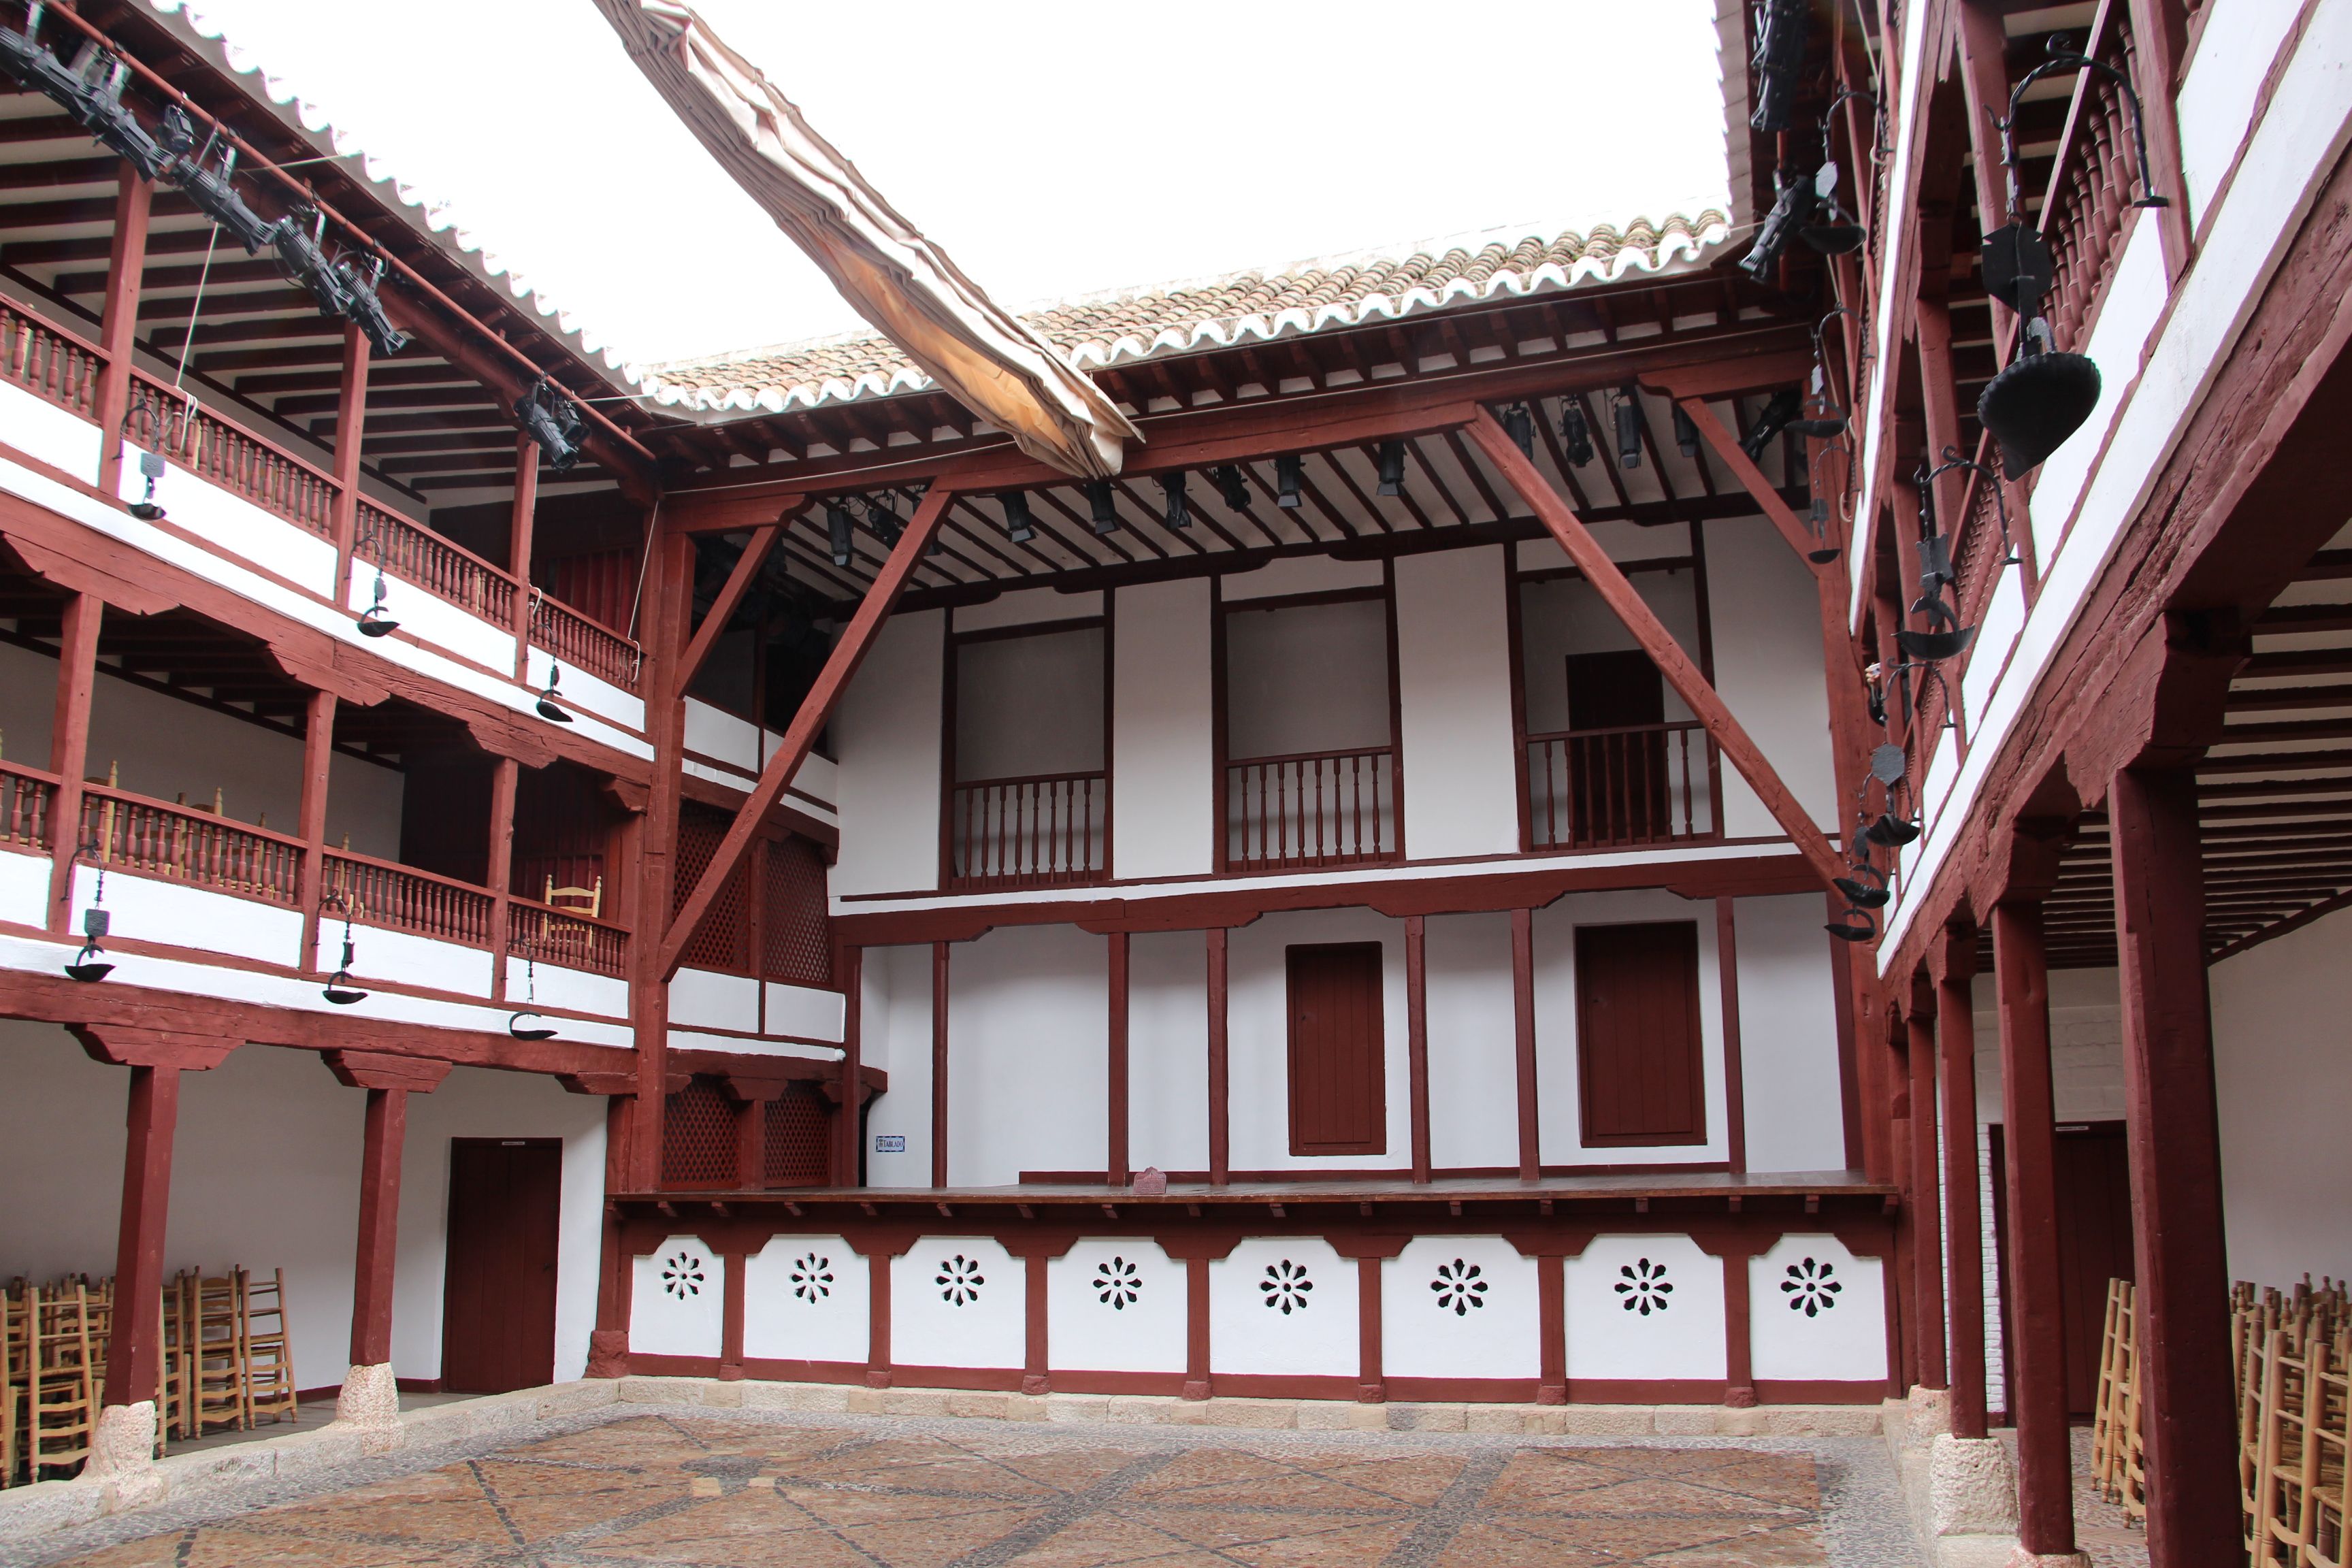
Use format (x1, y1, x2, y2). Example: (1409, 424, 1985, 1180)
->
(2091, 1277, 2148, 1523)
(24, 1279, 98, 1481)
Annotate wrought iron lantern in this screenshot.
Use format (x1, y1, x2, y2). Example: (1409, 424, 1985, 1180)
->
(64, 862, 112, 982)
(322, 896, 368, 1005)
(127, 448, 167, 521)
(536, 661, 573, 723)
(508, 947, 557, 1041)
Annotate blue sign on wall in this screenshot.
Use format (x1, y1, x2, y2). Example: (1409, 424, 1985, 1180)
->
(874, 1134, 906, 1153)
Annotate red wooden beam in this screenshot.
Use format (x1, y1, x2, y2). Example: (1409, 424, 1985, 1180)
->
(1934, 925, 1989, 1440)
(930, 941, 950, 1189)
(1906, 1006, 1947, 1390)
(1405, 914, 1429, 1183)
(1671, 397, 1820, 566)
(45, 593, 102, 935)
(675, 523, 781, 693)
(93, 167, 150, 498)
(657, 485, 956, 977)
(1107, 930, 1130, 1186)
(1467, 408, 1845, 891)
(1512, 908, 1539, 1182)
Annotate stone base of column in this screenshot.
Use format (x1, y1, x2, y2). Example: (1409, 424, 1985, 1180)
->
(1931, 1435, 2022, 1537)
(82, 1402, 165, 1508)
(2002, 1554, 2090, 1568)
(331, 1362, 403, 1431)
(586, 1330, 630, 1379)
(1884, 1386, 2031, 1567)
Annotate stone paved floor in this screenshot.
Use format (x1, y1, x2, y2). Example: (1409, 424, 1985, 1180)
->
(12, 1407, 1925, 1567)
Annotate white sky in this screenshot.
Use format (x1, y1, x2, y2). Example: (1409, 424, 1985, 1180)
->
(172, 0, 1731, 368)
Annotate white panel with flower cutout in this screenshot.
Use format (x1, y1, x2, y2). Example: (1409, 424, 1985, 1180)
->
(1382, 1237, 1540, 1380)
(1209, 1237, 1356, 1377)
(742, 1234, 868, 1365)
(891, 1236, 1023, 1369)
(1749, 1232, 1888, 1382)
(630, 1235, 724, 1358)
(1563, 1234, 1726, 1382)
(1047, 1237, 1186, 1375)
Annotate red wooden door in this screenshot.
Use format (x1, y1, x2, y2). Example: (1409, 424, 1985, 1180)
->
(1574, 921, 1706, 1145)
(440, 1137, 561, 1394)
(1564, 650, 1670, 840)
(1286, 943, 1386, 1155)
(1989, 1120, 2135, 1420)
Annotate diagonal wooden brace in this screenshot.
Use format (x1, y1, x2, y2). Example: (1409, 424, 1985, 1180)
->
(1671, 395, 1825, 567)
(659, 486, 956, 977)
(1467, 408, 1845, 891)
(676, 522, 782, 693)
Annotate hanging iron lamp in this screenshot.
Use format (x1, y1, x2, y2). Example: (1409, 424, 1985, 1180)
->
(508, 946, 557, 1041)
(322, 897, 368, 1005)
(1503, 404, 1535, 459)
(1558, 399, 1595, 468)
(63, 902, 112, 983)
(1375, 441, 1406, 496)
(126, 448, 167, 521)
(536, 662, 573, 723)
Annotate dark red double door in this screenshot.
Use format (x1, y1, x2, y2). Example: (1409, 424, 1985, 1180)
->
(441, 1138, 561, 1394)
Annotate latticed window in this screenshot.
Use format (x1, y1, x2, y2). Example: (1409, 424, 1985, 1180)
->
(661, 1076, 738, 1188)
(763, 836, 831, 985)
(672, 804, 751, 972)
(762, 1083, 832, 1187)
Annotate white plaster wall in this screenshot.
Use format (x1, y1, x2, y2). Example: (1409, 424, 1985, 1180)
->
(1128, 928, 1209, 1175)
(0, 637, 404, 859)
(508, 960, 628, 1019)
(631, 1235, 724, 1358)
(1750, 1233, 1887, 1382)
(742, 1234, 868, 1365)
(343, 568, 517, 678)
(1220, 554, 1385, 602)
(1223, 595, 1392, 761)
(955, 587, 1103, 634)
(1701, 515, 1836, 836)
(953, 623, 1103, 781)
(125, 446, 337, 599)
(1383, 1237, 1539, 1380)
(893, 1237, 1022, 1368)
(1733, 894, 1848, 1173)
(75, 864, 302, 968)
(1209, 1236, 1356, 1377)
(1111, 578, 1215, 880)
(947, 923, 1107, 1186)
(1565, 1234, 1726, 1382)
(1516, 522, 1690, 573)
(520, 644, 642, 734)
(2212, 906, 2352, 1288)
(670, 966, 760, 1033)
(830, 609, 943, 896)
(1049, 1238, 1186, 1374)
(2175, 0, 2306, 242)
(0, 847, 45, 927)
(1226, 907, 1409, 1173)
(1516, 568, 1702, 733)
(765, 982, 847, 1043)
(1394, 546, 1518, 860)
(683, 698, 759, 773)
(1422, 911, 1520, 1171)
(862, 943, 935, 1187)
(0, 376, 101, 480)
(1530, 889, 1729, 1167)
(327, 922, 492, 999)
(0, 1031, 602, 1392)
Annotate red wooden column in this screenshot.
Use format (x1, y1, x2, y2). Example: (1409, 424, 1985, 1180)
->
(1907, 999, 1948, 1391)
(1883, 1008, 1918, 1388)
(568, 1070, 644, 1377)
(834, 943, 863, 1185)
(2111, 764, 2239, 1567)
(1936, 923, 1990, 1439)
(485, 757, 519, 1002)
(1405, 915, 1431, 1181)
(508, 436, 540, 679)
(46, 592, 103, 932)
(329, 322, 370, 602)
(1716, 896, 1747, 1173)
(1511, 909, 1539, 1181)
(1107, 930, 1130, 1186)
(1207, 928, 1230, 1186)
(71, 1028, 235, 1420)
(295, 691, 339, 973)
(93, 167, 150, 497)
(325, 1051, 452, 1373)
(630, 529, 695, 1188)
(930, 941, 951, 1188)
(1991, 892, 2080, 1561)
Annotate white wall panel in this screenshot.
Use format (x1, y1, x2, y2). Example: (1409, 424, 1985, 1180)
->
(683, 698, 759, 772)
(1383, 1237, 1539, 1380)
(75, 865, 301, 968)
(327, 923, 493, 999)
(862, 944, 936, 1186)
(508, 960, 628, 1019)
(1220, 554, 1385, 602)
(1209, 1237, 1356, 1377)
(1226, 908, 1409, 1173)
(764, 981, 847, 1043)
(1749, 1234, 1886, 1382)
(2174, 0, 2303, 223)
(0, 849, 47, 928)
(893, 1237, 1022, 1368)
(832, 610, 943, 896)
(743, 1235, 868, 1365)
(1049, 1238, 1186, 1374)
(0, 376, 100, 480)
(523, 644, 642, 733)
(1733, 894, 1848, 1173)
(1111, 578, 1215, 880)
(669, 966, 760, 1032)
(124, 446, 337, 598)
(1703, 515, 1836, 836)
(1128, 928, 1209, 1175)
(1423, 911, 1520, 1171)
(1394, 546, 1518, 859)
(947, 923, 1106, 1186)
(956, 587, 1103, 634)
(1565, 1235, 1725, 1382)
(632, 1236, 725, 1358)
(344, 569, 516, 676)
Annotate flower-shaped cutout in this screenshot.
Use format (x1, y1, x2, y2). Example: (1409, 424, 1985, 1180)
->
(1615, 1257, 1673, 1316)
(1094, 1256, 1141, 1310)
(660, 1252, 705, 1299)
(791, 1253, 833, 1303)
(1260, 1259, 1313, 1315)
(1782, 1256, 1843, 1317)
(937, 1254, 985, 1307)
(1430, 1259, 1488, 1316)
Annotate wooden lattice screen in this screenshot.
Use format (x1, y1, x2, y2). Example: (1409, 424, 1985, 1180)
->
(762, 1083, 832, 1187)
(672, 804, 751, 972)
(661, 1076, 738, 1188)
(763, 836, 832, 985)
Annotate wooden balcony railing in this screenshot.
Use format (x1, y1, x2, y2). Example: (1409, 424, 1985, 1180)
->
(1225, 747, 1397, 871)
(1525, 721, 1714, 850)
(0, 298, 98, 421)
(2038, 16, 2146, 355)
(127, 377, 335, 538)
(320, 850, 495, 947)
(509, 896, 630, 979)
(947, 770, 1107, 890)
(78, 787, 304, 903)
(357, 500, 517, 627)
(529, 590, 642, 695)
(0, 759, 57, 852)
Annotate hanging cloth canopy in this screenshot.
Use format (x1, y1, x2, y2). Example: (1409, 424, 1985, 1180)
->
(594, 0, 1142, 480)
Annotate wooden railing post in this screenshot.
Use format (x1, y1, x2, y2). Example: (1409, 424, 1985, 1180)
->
(295, 691, 337, 973)
(46, 593, 102, 934)
(487, 757, 519, 1004)
(330, 323, 370, 605)
(509, 436, 539, 679)
(92, 168, 149, 495)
